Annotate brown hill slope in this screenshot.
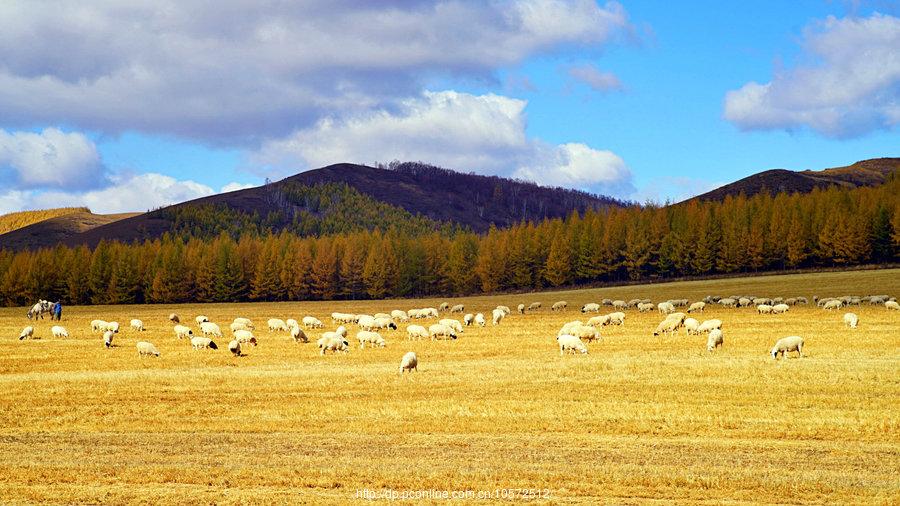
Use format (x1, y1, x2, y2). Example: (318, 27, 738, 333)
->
(0, 207, 90, 235)
(0, 210, 140, 250)
(692, 157, 899, 201)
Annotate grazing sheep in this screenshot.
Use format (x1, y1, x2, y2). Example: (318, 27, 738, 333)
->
(168, 313, 180, 323)
(331, 312, 358, 324)
(424, 307, 440, 318)
(823, 300, 843, 310)
(357, 315, 377, 331)
(429, 323, 457, 340)
(687, 302, 706, 313)
(626, 299, 642, 308)
(569, 324, 601, 342)
(90, 319, 108, 333)
(391, 310, 409, 322)
(302, 316, 324, 329)
(601, 298, 613, 306)
(463, 314, 474, 326)
(653, 314, 685, 336)
(551, 301, 567, 312)
(335, 326, 348, 338)
(51, 325, 68, 338)
(586, 315, 610, 327)
(130, 319, 144, 332)
(474, 313, 486, 327)
(491, 308, 505, 326)
(495, 305, 511, 316)
(558, 320, 584, 336)
(684, 318, 700, 335)
(104, 330, 114, 348)
(843, 312, 859, 329)
(228, 340, 242, 356)
(439, 302, 450, 312)
(399, 351, 418, 374)
(191, 336, 218, 350)
(707, 329, 723, 352)
(657, 302, 676, 315)
(136, 341, 160, 357)
(356, 331, 386, 348)
(637, 302, 655, 313)
(772, 304, 789, 314)
(290, 325, 308, 343)
(200, 322, 222, 337)
(233, 330, 257, 346)
(19, 326, 34, 340)
(286, 318, 299, 329)
(719, 298, 737, 308)
(406, 324, 429, 340)
(374, 313, 391, 320)
(557, 334, 588, 355)
(195, 315, 209, 325)
(233, 317, 254, 329)
(528, 302, 542, 311)
(450, 304, 465, 314)
(230, 321, 250, 333)
(771, 336, 804, 359)
(886, 301, 899, 311)
(173, 325, 193, 339)
(105, 321, 119, 333)
(612, 300, 626, 310)
(697, 319, 723, 333)
(738, 297, 753, 307)
(372, 317, 397, 331)
(318, 334, 349, 355)
(607, 312, 626, 326)
(268, 318, 289, 331)
(581, 303, 600, 313)
(439, 318, 463, 334)
(517, 303, 526, 314)
(757, 304, 773, 314)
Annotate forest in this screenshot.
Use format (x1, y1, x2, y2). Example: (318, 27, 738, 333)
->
(0, 175, 896, 306)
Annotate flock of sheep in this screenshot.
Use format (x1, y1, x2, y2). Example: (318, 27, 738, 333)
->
(14, 291, 897, 371)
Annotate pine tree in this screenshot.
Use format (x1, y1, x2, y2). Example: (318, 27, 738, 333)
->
(543, 230, 572, 287)
(310, 238, 339, 300)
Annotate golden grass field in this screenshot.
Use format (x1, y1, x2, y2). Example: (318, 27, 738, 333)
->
(1, 269, 898, 504)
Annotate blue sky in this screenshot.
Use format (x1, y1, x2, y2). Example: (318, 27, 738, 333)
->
(0, 1, 897, 213)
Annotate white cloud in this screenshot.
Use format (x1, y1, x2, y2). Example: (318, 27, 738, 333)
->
(221, 182, 256, 193)
(0, 127, 105, 190)
(724, 13, 900, 138)
(1, 173, 216, 214)
(252, 90, 634, 196)
(0, 1, 632, 144)
(568, 64, 623, 92)
(631, 176, 722, 204)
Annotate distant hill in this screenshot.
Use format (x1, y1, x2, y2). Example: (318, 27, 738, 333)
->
(692, 157, 899, 202)
(0, 209, 141, 250)
(0, 207, 91, 235)
(24, 162, 622, 250)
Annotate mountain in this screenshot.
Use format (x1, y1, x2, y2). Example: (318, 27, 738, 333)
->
(691, 157, 899, 202)
(0, 209, 141, 250)
(3, 162, 622, 250)
(0, 207, 92, 235)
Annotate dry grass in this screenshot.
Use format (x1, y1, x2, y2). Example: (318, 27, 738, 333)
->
(0, 269, 898, 504)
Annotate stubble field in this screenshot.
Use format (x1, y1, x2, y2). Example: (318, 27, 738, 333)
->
(0, 269, 898, 504)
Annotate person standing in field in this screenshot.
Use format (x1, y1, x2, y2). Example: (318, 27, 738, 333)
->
(52, 301, 62, 321)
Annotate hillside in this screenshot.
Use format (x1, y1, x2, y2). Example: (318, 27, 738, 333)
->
(0, 207, 91, 235)
(0, 210, 141, 250)
(51, 162, 622, 249)
(692, 157, 899, 201)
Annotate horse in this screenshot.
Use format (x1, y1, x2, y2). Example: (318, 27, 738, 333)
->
(26, 300, 52, 320)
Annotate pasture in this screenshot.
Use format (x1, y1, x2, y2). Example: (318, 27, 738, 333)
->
(0, 269, 898, 504)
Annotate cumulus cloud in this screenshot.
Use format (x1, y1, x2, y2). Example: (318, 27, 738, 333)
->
(632, 176, 722, 205)
(568, 64, 624, 92)
(0, 173, 216, 215)
(0, 1, 631, 145)
(221, 182, 256, 193)
(724, 13, 900, 138)
(252, 90, 634, 196)
(0, 128, 105, 190)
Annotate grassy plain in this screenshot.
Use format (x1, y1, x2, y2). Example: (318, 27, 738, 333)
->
(0, 269, 898, 504)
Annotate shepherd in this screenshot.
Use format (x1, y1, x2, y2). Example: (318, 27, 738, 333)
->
(52, 301, 62, 321)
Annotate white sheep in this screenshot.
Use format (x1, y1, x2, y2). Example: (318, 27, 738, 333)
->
(657, 302, 675, 315)
(612, 300, 626, 310)
(607, 312, 626, 326)
(491, 308, 505, 326)
(370, 316, 396, 331)
(558, 320, 584, 336)
(200, 322, 222, 337)
(528, 302, 542, 311)
(173, 325, 193, 339)
(653, 313, 686, 336)
(886, 301, 899, 311)
(406, 324, 429, 340)
(233, 329, 258, 346)
(517, 303, 526, 314)
(697, 319, 723, 333)
(268, 318, 289, 331)
(439, 318, 463, 334)
(439, 302, 450, 312)
(772, 304, 790, 314)
(450, 304, 465, 314)
(637, 302, 654, 313)
(463, 313, 474, 326)
(843, 312, 859, 329)
(290, 325, 308, 343)
(357, 315, 377, 331)
(374, 313, 391, 320)
(195, 315, 209, 325)
(823, 300, 843, 310)
(586, 315, 610, 327)
(474, 313, 486, 327)
(569, 324, 601, 342)
(551, 301, 567, 312)
(757, 304, 773, 314)
(318, 334, 349, 355)
(429, 323, 457, 340)
(104, 330, 114, 348)
(581, 303, 600, 313)
(105, 321, 120, 333)
(302, 316, 324, 328)
(168, 313, 180, 323)
(495, 305, 511, 316)
(51, 325, 68, 338)
(331, 312, 357, 323)
(706, 329, 723, 352)
(230, 321, 250, 333)
(130, 319, 144, 332)
(233, 317, 254, 329)
(18, 326, 34, 340)
(557, 334, 588, 355)
(136, 341, 160, 357)
(771, 336, 803, 359)
(191, 336, 218, 350)
(391, 310, 409, 322)
(90, 319, 108, 333)
(356, 330, 386, 348)
(228, 339, 242, 356)
(684, 317, 700, 335)
(399, 351, 418, 374)
(423, 307, 439, 318)
(286, 318, 299, 329)
(719, 298, 737, 308)
(687, 301, 706, 313)
(335, 325, 348, 338)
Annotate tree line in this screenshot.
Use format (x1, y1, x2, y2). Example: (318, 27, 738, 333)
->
(0, 176, 896, 307)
